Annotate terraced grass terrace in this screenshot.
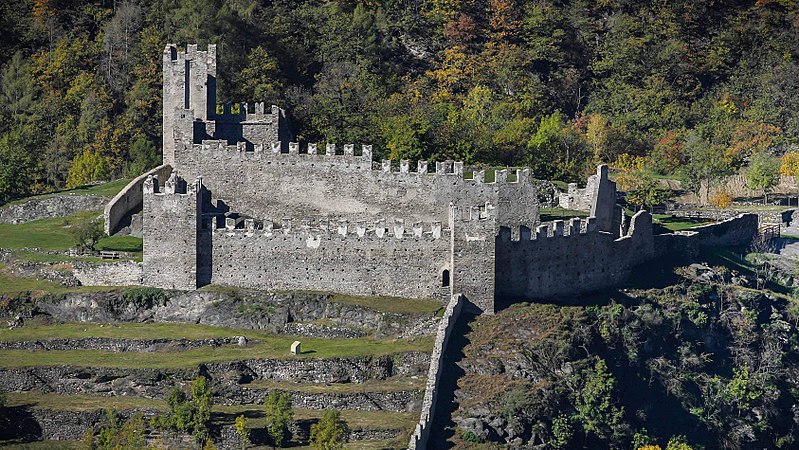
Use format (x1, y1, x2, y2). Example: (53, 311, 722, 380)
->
(0, 337, 432, 369)
(245, 377, 426, 394)
(5, 392, 416, 438)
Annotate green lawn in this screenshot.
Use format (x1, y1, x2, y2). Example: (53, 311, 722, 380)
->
(0, 267, 124, 295)
(0, 209, 142, 260)
(0, 211, 100, 251)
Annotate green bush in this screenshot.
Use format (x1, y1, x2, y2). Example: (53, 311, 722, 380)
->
(122, 287, 167, 308)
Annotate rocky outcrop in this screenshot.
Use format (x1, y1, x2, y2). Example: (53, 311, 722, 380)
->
(0, 337, 243, 352)
(26, 289, 439, 338)
(0, 195, 109, 224)
(0, 352, 430, 400)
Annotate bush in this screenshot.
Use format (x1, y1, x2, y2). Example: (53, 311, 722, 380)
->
(122, 287, 168, 308)
(70, 217, 105, 252)
(461, 429, 483, 443)
(264, 390, 293, 447)
(310, 410, 348, 450)
(710, 189, 733, 208)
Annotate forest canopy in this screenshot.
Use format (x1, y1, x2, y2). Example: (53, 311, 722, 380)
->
(1, 0, 798, 203)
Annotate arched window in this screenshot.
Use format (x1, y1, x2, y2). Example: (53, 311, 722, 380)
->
(442, 269, 450, 287)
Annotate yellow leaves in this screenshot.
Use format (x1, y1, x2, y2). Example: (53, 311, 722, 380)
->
(710, 189, 733, 209)
(637, 446, 662, 450)
(717, 93, 739, 116)
(780, 151, 799, 178)
(425, 45, 477, 99)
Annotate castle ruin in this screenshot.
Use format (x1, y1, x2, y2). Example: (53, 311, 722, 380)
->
(140, 44, 658, 314)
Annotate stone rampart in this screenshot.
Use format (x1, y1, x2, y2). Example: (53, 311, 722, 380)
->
(409, 293, 465, 450)
(205, 218, 451, 300)
(687, 213, 759, 247)
(495, 211, 655, 300)
(104, 164, 172, 235)
(173, 140, 538, 231)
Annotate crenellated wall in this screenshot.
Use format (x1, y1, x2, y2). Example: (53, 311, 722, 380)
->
(172, 139, 539, 234)
(142, 174, 202, 290)
(204, 217, 451, 299)
(495, 210, 655, 300)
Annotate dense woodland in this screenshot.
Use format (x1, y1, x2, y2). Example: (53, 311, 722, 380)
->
(1, 0, 799, 204)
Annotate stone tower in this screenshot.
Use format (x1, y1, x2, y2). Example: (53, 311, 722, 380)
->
(162, 44, 217, 167)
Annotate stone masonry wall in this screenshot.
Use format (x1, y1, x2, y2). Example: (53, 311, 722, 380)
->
(206, 220, 451, 300)
(104, 164, 172, 235)
(72, 261, 143, 287)
(142, 176, 201, 290)
(172, 141, 539, 231)
(408, 294, 464, 450)
(495, 211, 655, 300)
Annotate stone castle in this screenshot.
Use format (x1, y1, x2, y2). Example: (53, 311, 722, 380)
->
(138, 43, 661, 314)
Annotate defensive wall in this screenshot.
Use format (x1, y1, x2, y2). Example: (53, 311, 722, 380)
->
(409, 293, 465, 450)
(104, 164, 172, 235)
(170, 137, 539, 233)
(495, 210, 655, 300)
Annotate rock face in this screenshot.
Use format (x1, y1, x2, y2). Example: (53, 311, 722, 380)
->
(0, 194, 109, 224)
(0, 352, 429, 405)
(28, 289, 439, 338)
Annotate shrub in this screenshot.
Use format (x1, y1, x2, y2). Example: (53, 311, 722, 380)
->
(310, 410, 348, 450)
(122, 287, 168, 308)
(461, 429, 483, 443)
(264, 390, 293, 447)
(710, 189, 733, 208)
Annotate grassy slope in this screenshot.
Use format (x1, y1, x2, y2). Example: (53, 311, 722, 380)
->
(1, 179, 131, 208)
(0, 328, 433, 367)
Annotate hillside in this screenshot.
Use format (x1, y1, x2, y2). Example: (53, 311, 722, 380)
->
(1, 0, 799, 204)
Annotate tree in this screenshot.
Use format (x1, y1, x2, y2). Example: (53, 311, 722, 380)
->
(70, 217, 105, 252)
(780, 151, 799, 206)
(234, 415, 249, 450)
(309, 410, 348, 450)
(264, 390, 293, 447)
(614, 154, 668, 211)
(66, 149, 112, 189)
(190, 376, 213, 444)
(681, 132, 731, 205)
(745, 151, 780, 205)
(574, 359, 627, 443)
(0, 51, 36, 127)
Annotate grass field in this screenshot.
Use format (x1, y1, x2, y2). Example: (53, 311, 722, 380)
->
(1, 179, 131, 208)
(245, 376, 425, 394)
(0, 321, 433, 367)
(652, 214, 713, 232)
(0, 266, 121, 295)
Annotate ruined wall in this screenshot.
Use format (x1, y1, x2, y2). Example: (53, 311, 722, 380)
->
(409, 294, 465, 450)
(142, 175, 201, 290)
(73, 261, 143, 287)
(495, 211, 655, 300)
(205, 218, 450, 300)
(173, 141, 539, 230)
(684, 213, 759, 247)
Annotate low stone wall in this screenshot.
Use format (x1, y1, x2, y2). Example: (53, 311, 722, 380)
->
(0, 337, 240, 352)
(104, 164, 171, 235)
(654, 214, 759, 260)
(72, 261, 143, 286)
(409, 294, 464, 450)
(224, 386, 422, 412)
(0, 195, 109, 224)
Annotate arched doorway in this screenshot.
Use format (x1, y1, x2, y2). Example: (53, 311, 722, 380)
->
(442, 269, 450, 287)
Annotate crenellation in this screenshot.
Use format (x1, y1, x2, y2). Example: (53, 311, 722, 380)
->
(337, 219, 348, 236)
(308, 143, 317, 155)
(326, 143, 336, 156)
(382, 160, 392, 172)
(418, 161, 428, 173)
(344, 144, 354, 157)
(473, 170, 485, 183)
(401, 160, 410, 173)
(282, 217, 292, 233)
(453, 162, 464, 176)
(393, 219, 405, 239)
(271, 142, 281, 154)
(289, 142, 299, 154)
(362, 144, 372, 160)
(495, 169, 507, 184)
(536, 224, 549, 239)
